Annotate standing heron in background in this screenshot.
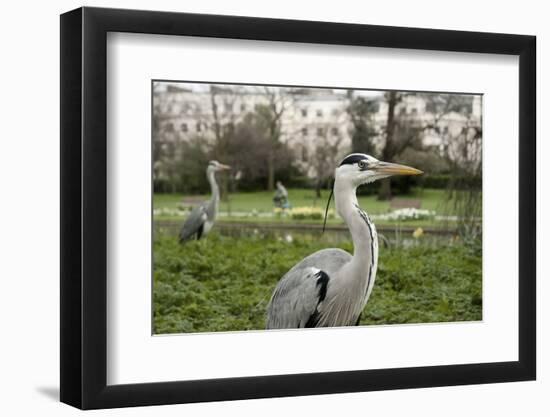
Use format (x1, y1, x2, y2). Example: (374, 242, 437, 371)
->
(179, 160, 231, 243)
(266, 153, 422, 329)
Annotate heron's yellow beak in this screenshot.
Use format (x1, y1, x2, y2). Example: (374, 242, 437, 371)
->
(373, 162, 423, 176)
(218, 163, 231, 170)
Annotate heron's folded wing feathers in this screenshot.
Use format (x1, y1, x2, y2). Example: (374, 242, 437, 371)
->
(266, 267, 329, 329)
(179, 203, 208, 241)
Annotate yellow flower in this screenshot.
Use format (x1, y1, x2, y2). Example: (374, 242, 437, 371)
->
(412, 227, 424, 239)
(288, 206, 334, 220)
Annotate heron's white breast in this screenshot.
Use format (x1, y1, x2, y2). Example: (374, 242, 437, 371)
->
(203, 220, 214, 236)
(364, 224, 379, 305)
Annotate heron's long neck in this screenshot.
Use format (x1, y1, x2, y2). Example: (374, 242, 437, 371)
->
(334, 180, 376, 275)
(207, 170, 220, 207)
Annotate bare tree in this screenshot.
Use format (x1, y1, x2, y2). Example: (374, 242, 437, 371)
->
(220, 112, 295, 192)
(209, 85, 241, 199)
(438, 102, 482, 240)
(346, 90, 379, 155)
(379, 91, 408, 200)
(311, 126, 344, 198)
(255, 87, 294, 191)
(377, 92, 475, 200)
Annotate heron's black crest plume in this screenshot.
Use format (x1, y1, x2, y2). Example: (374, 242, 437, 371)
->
(339, 153, 368, 166)
(322, 180, 334, 233)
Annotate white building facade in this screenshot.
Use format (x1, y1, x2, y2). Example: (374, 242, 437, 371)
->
(153, 84, 482, 174)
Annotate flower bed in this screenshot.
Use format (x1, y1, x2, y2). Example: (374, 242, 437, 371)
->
(377, 208, 436, 221)
(287, 206, 335, 221)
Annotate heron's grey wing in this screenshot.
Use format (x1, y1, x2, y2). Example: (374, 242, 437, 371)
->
(286, 248, 351, 277)
(179, 203, 207, 242)
(266, 267, 330, 329)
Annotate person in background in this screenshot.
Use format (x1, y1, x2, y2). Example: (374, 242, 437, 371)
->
(273, 181, 291, 209)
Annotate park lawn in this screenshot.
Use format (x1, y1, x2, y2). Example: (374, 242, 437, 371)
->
(153, 188, 458, 228)
(153, 232, 482, 334)
(154, 188, 454, 215)
(207, 215, 453, 229)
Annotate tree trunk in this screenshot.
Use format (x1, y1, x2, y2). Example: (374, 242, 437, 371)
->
(315, 178, 322, 198)
(378, 91, 398, 201)
(378, 178, 392, 201)
(267, 152, 275, 191)
(221, 175, 229, 202)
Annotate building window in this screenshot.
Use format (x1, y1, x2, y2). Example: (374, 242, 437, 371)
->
(224, 102, 232, 113)
(331, 127, 338, 136)
(443, 126, 449, 134)
(316, 127, 323, 136)
(196, 122, 202, 132)
(301, 127, 308, 136)
(301, 108, 308, 117)
(180, 123, 188, 132)
(240, 103, 246, 112)
(316, 109, 323, 117)
(411, 107, 418, 115)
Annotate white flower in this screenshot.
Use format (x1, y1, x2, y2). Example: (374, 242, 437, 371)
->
(377, 208, 436, 221)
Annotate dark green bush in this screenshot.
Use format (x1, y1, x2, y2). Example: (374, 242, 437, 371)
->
(419, 174, 482, 190)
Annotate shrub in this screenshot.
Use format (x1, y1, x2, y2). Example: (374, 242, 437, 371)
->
(288, 207, 335, 221)
(419, 174, 482, 190)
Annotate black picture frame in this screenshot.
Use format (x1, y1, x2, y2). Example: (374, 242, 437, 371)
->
(60, 6, 536, 410)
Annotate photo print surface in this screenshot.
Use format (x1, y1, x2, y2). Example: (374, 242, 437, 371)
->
(152, 81, 482, 335)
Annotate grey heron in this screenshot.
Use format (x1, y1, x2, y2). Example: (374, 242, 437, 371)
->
(179, 160, 231, 243)
(266, 153, 422, 329)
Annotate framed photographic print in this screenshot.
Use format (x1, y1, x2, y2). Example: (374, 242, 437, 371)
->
(60, 6, 536, 409)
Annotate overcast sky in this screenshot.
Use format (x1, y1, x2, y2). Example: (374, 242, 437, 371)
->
(156, 81, 383, 97)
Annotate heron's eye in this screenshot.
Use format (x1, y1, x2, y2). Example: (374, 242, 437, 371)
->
(358, 160, 368, 170)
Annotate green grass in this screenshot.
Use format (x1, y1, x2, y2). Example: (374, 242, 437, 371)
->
(155, 188, 451, 214)
(199, 215, 449, 228)
(153, 232, 482, 334)
(153, 188, 462, 229)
